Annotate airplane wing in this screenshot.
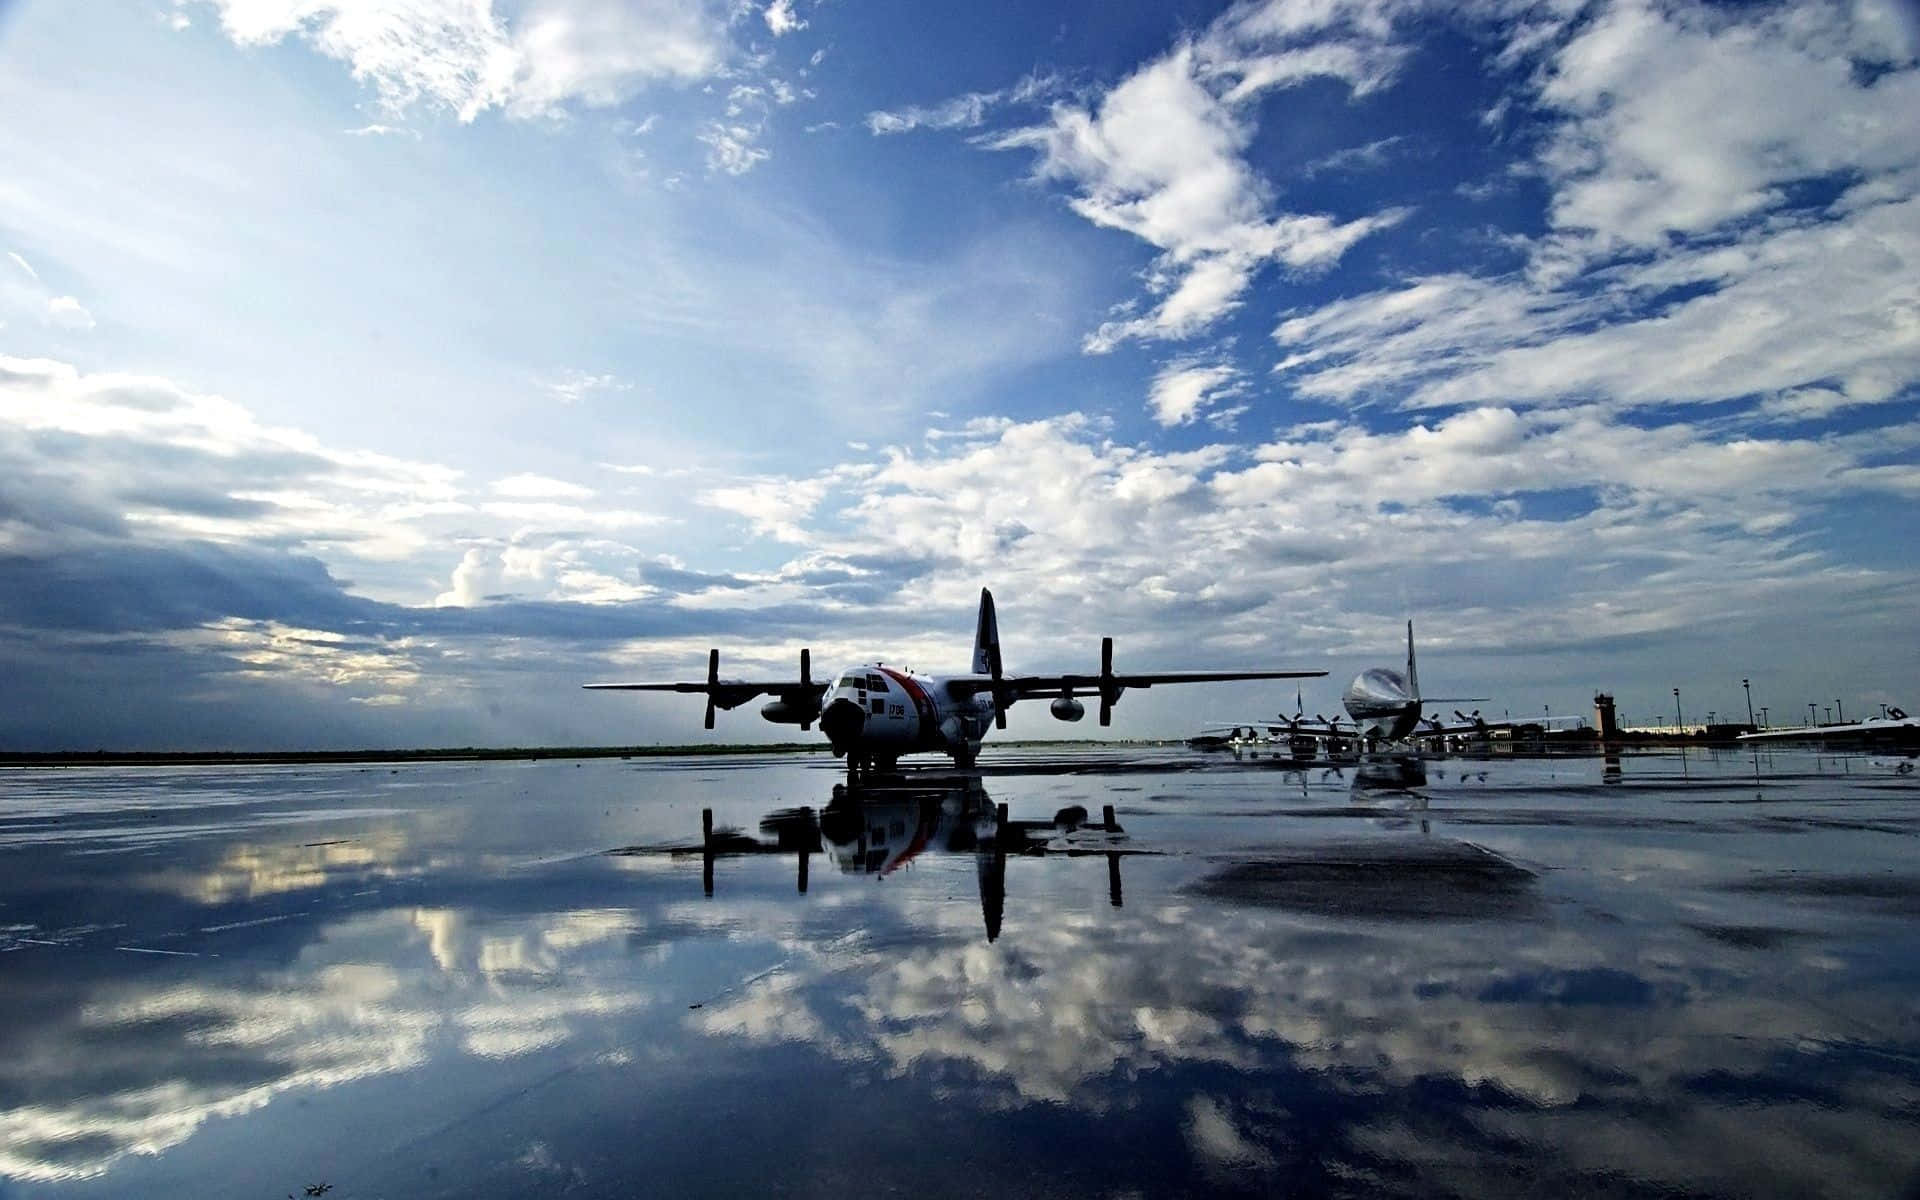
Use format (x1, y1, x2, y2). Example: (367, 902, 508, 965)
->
(949, 660, 1324, 728)
(582, 680, 825, 700)
(997, 669, 1326, 696)
(583, 648, 827, 729)
(946, 668, 1324, 704)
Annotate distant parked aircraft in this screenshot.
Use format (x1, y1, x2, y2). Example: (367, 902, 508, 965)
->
(1736, 708, 1917, 746)
(1198, 622, 1493, 752)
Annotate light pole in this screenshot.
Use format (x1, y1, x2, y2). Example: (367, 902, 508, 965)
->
(1759, 706, 1768, 728)
(1836, 698, 1844, 724)
(1674, 687, 1684, 733)
(1809, 702, 1818, 727)
(1708, 710, 1717, 725)
(1742, 678, 1754, 728)
(1824, 706, 1833, 724)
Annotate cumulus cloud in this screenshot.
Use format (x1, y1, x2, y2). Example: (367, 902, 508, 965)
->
(987, 24, 1411, 351)
(1534, 0, 1920, 249)
(1268, 0, 1920, 416)
(762, 0, 804, 37)
(193, 0, 737, 121)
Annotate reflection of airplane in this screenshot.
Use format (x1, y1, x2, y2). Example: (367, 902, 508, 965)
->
(587, 589, 1323, 773)
(1736, 708, 1918, 746)
(685, 776, 1137, 941)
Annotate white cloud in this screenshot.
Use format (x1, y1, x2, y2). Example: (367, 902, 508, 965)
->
(763, 0, 804, 36)
(0, 354, 463, 562)
(698, 474, 835, 543)
(490, 472, 593, 500)
(194, 0, 735, 122)
(1276, 195, 1920, 413)
(866, 73, 1056, 135)
(990, 33, 1408, 352)
(538, 370, 630, 405)
(1148, 360, 1245, 427)
(699, 120, 771, 174)
(47, 295, 94, 330)
(1535, 0, 1920, 249)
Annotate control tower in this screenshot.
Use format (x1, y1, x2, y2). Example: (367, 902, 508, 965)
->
(1593, 692, 1619, 740)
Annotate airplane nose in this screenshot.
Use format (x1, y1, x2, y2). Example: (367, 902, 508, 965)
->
(819, 698, 866, 748)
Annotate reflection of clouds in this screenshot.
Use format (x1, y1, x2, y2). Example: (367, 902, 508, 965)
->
(0, 905, 652, 1183)
(144, 828, 419, 902)
(692, 885, 1920, 1192)
(1, 957, 430, 1183)
(1185, 1095, 1274, 1172)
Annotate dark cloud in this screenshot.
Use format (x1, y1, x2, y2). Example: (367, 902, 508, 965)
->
(636, 562, 754, 593)
(115, 486, 277, 519)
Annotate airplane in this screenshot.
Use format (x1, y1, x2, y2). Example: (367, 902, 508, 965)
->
(1736, 707, 1918, 746)
(585, 588, 1325, 773)
(1197, 622, 1485, 754)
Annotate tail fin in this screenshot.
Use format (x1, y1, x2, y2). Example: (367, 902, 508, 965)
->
(972, 588, 1001, 675)
(1405, 619, 1420, 702)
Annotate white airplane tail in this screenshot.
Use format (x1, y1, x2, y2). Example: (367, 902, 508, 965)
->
(972, 589, 1001, 676)
(1406, 619, 1420, 703)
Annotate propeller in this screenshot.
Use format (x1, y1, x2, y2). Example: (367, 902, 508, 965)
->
(1098, 636, 1118, 727)
(799, 648, 813, 731)
(703, 648, 719, 730)
(987, 639, 1008, 729)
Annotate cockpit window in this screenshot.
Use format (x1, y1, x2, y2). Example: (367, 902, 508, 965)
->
(866, 673, 886, 691)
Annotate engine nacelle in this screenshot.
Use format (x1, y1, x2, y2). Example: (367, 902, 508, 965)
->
(1050, 696, 1085, 722)
(760, 698, 820, 726)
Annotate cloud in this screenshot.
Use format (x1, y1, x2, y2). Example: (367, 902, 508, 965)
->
(538, 369, 629, 404)
(47, 296, 94, 330)
(763, 0, 804, 37)
(1533, 0, 1920, 249)
(1274, 186, 1920, 417)
(866, 73, 1056, 136)
(0, 354, 462, 561)
(490, 473, 593, 500)
(1148, 360, 1246, 427)
(193, 0, 737, 122)
(698, 473, 837, 543)
(988, 33, 1409, 352)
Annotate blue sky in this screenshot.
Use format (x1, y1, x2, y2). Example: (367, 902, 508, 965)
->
(1, 0, 1916, 749)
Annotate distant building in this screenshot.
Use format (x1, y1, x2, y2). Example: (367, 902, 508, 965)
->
(1593, 692, 1619, 740)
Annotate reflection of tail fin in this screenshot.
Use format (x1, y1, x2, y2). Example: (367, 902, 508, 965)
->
(1406, 619, 1420, 703)
(972, 588, 1001, 676)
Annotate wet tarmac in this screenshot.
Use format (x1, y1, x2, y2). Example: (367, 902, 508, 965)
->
(3, 746, 1920, 1198)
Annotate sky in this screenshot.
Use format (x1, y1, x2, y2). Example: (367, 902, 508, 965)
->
(0, 0, 1916, 750)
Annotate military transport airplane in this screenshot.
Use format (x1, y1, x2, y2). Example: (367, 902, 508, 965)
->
(585, 589, 1324, 772)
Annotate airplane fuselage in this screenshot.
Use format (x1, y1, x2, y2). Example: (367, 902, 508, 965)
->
(808, 664, 1000, 766)
(1342, 666, 1422, 743)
